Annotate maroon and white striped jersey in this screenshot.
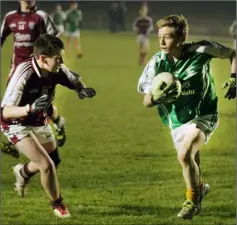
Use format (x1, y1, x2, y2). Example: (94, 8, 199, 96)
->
(133, 16, 153, 35)
(1, 58, 81, 126)
(1, 7, 58, 71)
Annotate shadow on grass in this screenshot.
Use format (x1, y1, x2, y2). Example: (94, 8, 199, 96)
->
(74, 203, 236, 221)
(201, 204, 236, 219)
(76, 204, 178, 217)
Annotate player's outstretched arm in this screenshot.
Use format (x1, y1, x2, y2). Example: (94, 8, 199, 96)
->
(192, 40, 236, 100)
(58, 64, 96, 99)
(73, 78, 96, 99)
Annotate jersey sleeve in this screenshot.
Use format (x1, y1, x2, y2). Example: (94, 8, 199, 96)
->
(36, 10, 58, 36)
(1, 64, 32, 107)
(79, 10, 83, 21)
(148, 17, 154, 33)
(132, 17, 139, 30)
(62, 11, 67, 21)
(0, 14, 12, 46)
(137, 56, 156, 94)
(188, 40, 235, 59)
(57, 64, 82, 89)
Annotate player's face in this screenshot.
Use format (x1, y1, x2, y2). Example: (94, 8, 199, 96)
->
(71, 3, 78, 9)
(20, 0, 36, 9)
(56, 5, 62, 11)
(42, 50, 64, 73)
(158, 26, 184, 55)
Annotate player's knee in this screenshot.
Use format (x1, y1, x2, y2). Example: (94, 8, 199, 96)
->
(177, 149, 192, 165)
(177, 140, 194, 164)
(39, 159, 55, 173)
(49, 148, 61, 168)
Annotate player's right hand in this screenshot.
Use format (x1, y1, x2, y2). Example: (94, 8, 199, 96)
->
(78, 88, 96, 99)
(223, 75, 236, 100)
(26, 94, 48, 115)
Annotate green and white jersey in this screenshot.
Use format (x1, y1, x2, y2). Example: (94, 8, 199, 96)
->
(65, 9, 82, 33)
(138, 40, 235, 130)
(51, 11, 66, 26)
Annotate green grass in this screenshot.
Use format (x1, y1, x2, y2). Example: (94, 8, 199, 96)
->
(1, 31, 236, 225)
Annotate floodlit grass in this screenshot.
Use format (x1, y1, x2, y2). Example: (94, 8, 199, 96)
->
(1, 31, 235, 225)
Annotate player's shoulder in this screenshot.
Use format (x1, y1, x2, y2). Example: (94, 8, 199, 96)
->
(146, 16, 153, 21)
(66, 9, 73, 14)
(17, 58, 33, 71)
(4, 10, 18, 18)
(10, 59, 34, 79)
(135, 16, 142, 21)
(185, 40, 215, 48)
(147, 51, 163, 65)
(184, 40, 231, 53)
(35, 9, 50, 19)
(76, 9, 82, 16)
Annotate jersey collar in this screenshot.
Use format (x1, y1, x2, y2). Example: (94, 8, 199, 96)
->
(32, 58, 42, 78)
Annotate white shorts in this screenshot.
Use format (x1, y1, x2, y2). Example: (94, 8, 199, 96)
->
(55, 25, 65, 34)
(65, 30, 80, 38)
(136, 34, 149, 48)
(1, 124, 55, 145)
(171, 115, 219, 151)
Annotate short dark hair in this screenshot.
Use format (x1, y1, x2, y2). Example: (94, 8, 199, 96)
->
(33, 34, 64, 59)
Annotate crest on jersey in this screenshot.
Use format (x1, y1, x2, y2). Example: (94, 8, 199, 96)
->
(10, 23, 16, 28)
(28, 22, 35, 30)
(182, 81, 191, 89)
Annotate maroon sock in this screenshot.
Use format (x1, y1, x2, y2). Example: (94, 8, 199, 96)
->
(51, 195, 63, 208)
(20, 163, 36, 180)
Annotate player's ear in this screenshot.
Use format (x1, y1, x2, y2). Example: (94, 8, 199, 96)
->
(39, 55, 48, 64)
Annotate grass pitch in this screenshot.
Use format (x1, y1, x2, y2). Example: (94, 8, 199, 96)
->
(1, 31, 236, 225)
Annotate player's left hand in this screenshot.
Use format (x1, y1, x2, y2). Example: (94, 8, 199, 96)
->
(153, 82, 179, 103)
(78, 88, 96, 99)
(223, 74, 236, 100)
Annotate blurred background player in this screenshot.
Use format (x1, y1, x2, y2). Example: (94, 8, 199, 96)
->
(64, 1, 83, 58)
(51, 4, 66, 36)
(0, 0, 67, 158)
(229, 20, 236, 49)
(108, 2, 119, 33)
(132, 5, 154, 66)
(117, 1, 127, 31)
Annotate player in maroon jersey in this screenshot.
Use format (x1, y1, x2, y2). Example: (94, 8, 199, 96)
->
(132, 5, 153, 66)
(1, 0, 67, 157)
(1, 34, 96, 217)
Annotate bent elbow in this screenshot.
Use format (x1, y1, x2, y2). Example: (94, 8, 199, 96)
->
(143, 100, 152, 108)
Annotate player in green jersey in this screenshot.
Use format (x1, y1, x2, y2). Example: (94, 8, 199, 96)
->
(51, 4, 66, 36)
(137, 14, 236, 220)
(64, 1, 83, 58)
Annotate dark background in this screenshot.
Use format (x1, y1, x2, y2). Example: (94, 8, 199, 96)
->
(0, 1, 236, 37)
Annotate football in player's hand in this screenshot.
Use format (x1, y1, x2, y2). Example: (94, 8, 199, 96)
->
(151, 72, 182, 103)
